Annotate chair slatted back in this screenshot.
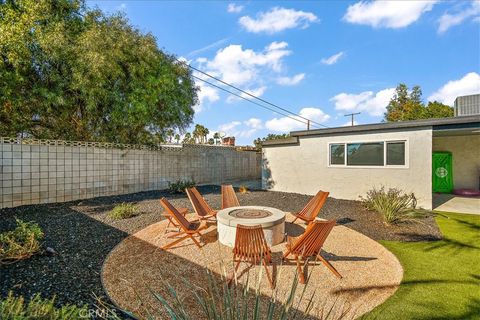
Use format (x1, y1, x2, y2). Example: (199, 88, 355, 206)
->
(221, 185, 240, 209)
(297, 191, 329, 221)
(233, 224, 271, 264)
(186, 187, 215, 217)
(160, 198, 191, 231)
(289, 220, 336, 257)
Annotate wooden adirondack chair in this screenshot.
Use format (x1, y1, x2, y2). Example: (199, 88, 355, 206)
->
(291, 191, 329, 224)
(283, 220, 342, 284)
(221, 185, 240, 209)
(229, 224, 275, 288)
(161, 206, 189, 234)
(186, 187, 217, 221)
(159, 198, 208, 250)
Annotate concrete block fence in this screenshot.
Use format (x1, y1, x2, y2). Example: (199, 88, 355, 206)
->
(0, 137, 261, 209)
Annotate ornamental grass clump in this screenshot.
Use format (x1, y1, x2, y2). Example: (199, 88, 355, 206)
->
(0, 292, 87, 320)
(361, 186, 426, 225)
(168, 179, 196, 194)
(108, 203, 139, 220)
(0, 219, 44, 264)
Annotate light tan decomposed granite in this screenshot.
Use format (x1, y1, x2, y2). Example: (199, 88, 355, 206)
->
(101, 213, 403, 319)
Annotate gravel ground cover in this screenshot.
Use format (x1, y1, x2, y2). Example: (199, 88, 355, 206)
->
(0, 185, 441, 310)
(102, 215, 404, 320)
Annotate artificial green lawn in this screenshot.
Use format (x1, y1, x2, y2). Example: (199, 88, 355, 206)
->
(365, 212, 480, 320)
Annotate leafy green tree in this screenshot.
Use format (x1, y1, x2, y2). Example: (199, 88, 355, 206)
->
(207, 138, 214, 145)
(423, 101, 454, 119)
(0, 0, 198, 144)
(384, 84, 453, 122)
(253, 133, 290, 150)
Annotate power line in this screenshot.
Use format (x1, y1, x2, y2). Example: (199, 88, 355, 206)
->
(177, 59, 329, 129)
(192, 75, 323, 129)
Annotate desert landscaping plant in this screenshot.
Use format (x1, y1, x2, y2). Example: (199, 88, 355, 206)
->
(108, 203, 139, 220)
(0, 219, 44, 264)
(361, 187, 426, 225)
(238, 185, 248, 194)
(0, 292, 87, 320)
(168, 179, 196, 194)
(120, 266, 351, 320)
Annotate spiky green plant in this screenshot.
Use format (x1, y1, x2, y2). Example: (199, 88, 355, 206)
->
(167, 179, 196, 194)
(108, 203, 139, 220)
(0, 218, 44, 264)
(360, 186, 428, 225)
(0, 292, 87, 319)
(104, 255, 351, 320)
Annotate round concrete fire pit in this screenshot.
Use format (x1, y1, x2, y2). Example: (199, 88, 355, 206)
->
(217, 206, 285, 247)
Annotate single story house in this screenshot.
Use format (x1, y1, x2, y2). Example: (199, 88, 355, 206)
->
(262, 115, 480, 210)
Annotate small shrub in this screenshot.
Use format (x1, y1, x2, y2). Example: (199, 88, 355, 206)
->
(238, 185, 248, 194)
(168, 179, 196, 194)
(0, 219, 44, 264)
(0, 292, 87, 319)
(360, 187, 426, 225)
(108, 203, 138, 220)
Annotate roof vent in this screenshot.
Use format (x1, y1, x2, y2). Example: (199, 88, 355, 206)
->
(454, 94, 480, 116)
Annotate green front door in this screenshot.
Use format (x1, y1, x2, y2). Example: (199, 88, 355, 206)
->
(432, 151, 453, 193)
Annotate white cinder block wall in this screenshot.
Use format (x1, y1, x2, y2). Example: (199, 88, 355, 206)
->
(263, 128, 433, 209)
(0, 138, 261, 209)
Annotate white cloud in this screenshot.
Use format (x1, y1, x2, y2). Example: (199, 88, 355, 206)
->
(428, 72, 480, 105)
(116, 3, 127, 11)
(331, 88, 396, 116)
(344, 1, 437, 29)
(342, 120, 359, 127)
(187, 38, 229, 57)
(227, 3, 244, 13)
(239, 7, 319, 34)
(198, 41, 292, 101)
(193, 73, 220, 113)
(244, 118, 263, 129)
(226, 86, 267, 103)
(276, 73, 305, 86)
(265, 107, 330, 132)
(218, 121, 241, 134)
(218, 118, 263, 138)
(438, 1, 480, 34)
(321, 51, 345, 65)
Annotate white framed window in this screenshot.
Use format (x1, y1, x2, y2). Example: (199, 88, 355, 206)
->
(328, 140, 407, 168)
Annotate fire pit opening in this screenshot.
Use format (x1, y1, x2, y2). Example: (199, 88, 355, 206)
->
(228, 209, 273, 219)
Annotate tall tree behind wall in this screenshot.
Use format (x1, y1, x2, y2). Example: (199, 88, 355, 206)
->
(0, 0, 199, 144)
(384, 84, 453, 122)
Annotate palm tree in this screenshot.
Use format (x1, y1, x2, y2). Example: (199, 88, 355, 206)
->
(203, 127, 209, 144)
(213, 132, 220, 145)
(183, 132, 192, 144)
(166, 128, 174, 143)
(174, 133, 180, 144)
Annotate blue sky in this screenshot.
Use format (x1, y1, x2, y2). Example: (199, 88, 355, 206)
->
(88, 1, 480, 145)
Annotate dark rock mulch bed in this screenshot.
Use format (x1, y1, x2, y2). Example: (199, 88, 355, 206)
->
(0, 185, 441, 311)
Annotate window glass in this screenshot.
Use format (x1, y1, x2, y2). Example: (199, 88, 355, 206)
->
(330, 144, 345, 165)
(347, 142, 384, 166)
(386, 142, 405, 165)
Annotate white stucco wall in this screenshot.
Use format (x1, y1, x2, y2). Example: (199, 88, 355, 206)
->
(263, 128, 433, 209)
(433, 135, 480, 190)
